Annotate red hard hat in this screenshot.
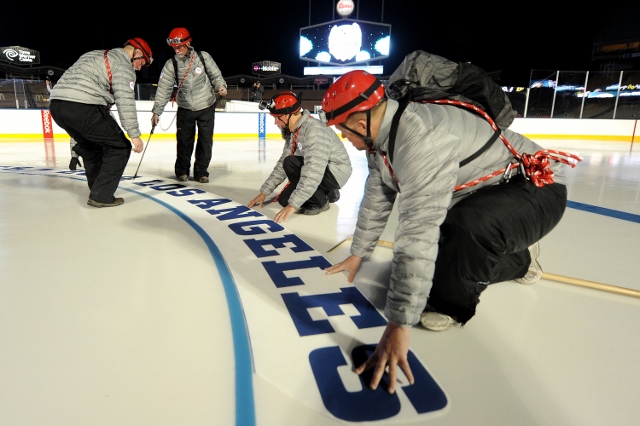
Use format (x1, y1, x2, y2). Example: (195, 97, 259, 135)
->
(261, 91, 301, 116)
(167, 28, 192, 47)
(320, 70, 386, 126)
(125, 38, 153, 66)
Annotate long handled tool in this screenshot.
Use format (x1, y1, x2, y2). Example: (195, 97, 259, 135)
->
(327, 235, 640, 299)
(539, 272, 640, 298)
(133, 124, 155, 180)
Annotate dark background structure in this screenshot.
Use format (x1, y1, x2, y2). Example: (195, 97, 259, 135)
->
(1, 3, 639, 87)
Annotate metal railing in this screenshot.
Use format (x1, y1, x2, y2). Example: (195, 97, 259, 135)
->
(504, 69, 640, 119)
(2, 69, 640, 119)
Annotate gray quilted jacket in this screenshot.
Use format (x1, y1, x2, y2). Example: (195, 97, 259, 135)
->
(260, 110, 353, 209)
(352, 98, 569, 326)
(152, 47, 226, 114)
(49, 48, 142, 139)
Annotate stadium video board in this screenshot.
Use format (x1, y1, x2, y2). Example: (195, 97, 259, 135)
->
(299, 19, 391, 66)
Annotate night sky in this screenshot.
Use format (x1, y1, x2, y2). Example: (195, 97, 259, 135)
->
(1, 1, 635, 86)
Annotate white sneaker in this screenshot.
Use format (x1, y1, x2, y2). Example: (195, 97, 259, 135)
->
(515, 242, 542, 284)
(420, 310, 459, 331)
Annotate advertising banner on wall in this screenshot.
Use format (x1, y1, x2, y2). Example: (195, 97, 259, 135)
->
(252, 60, 281, 76)
(0, 46, 40, 65)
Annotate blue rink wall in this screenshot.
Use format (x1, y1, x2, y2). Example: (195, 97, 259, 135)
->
(0, 100, 638, 144)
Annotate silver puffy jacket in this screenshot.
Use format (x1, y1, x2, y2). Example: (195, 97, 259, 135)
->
(260, 110, 353, 209)
(50, 48, 142, 139)
(152, 47, 226, 114)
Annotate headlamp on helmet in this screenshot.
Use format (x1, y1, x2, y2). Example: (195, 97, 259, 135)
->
(167, 27, 192, 47)
(259, 91, 301, 116)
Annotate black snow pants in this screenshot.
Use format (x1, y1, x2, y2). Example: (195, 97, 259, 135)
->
(427, 175, 568, 325)
(50, 100, 131, 204)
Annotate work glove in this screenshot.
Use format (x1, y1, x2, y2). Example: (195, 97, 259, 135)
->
(69, 157, 82, 170)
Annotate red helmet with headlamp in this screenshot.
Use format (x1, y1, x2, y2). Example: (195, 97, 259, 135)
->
(259, 91, 302, 116)
(167, 28, 192, 47)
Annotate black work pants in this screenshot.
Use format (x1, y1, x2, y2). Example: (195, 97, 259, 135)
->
(50, 100, 131, 203)
(428, 175, 568, 324)
(175, 104, 215, 180)
(277, 155, 339, 208)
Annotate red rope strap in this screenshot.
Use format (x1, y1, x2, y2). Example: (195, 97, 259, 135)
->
(424, 99, 583, 189)
(103, 50, 113, 94)
(172, 53, 195, 104)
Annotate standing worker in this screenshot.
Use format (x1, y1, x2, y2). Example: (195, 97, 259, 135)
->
(250, 81, 264, 102)
(151, 27, 227, 183)
(50, 38, 153, 207)
(46, 76, 82, 171)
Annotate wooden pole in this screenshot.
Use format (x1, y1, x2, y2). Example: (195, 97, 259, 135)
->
(326, 235, 353, 252)
(328, 236, 640, 299)
(541, 272, 640, 299)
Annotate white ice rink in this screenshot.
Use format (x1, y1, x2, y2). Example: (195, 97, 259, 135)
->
(1, 137, 639, 425)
